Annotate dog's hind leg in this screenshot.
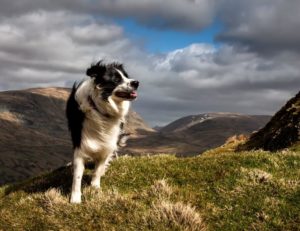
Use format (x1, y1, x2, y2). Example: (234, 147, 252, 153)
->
(91, 160, 105, 188)
(70, 150, 85, 203)
(91, 155, 112, 188)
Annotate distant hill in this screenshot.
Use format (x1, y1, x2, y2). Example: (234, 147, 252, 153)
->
(0, 87, 272, 185)
(124, 113, 271, 156)
(0, 88, 152, 185)
(238, 91, 300, 151)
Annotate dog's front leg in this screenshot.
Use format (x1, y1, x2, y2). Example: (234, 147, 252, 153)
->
(70, 151, 85, 203)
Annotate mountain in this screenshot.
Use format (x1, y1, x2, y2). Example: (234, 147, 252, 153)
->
(0, 87, 271, 185)
(238, 91, 300, 151)
(124, 113, 271, 156)
(160, 113, 270, 134)
(0, 88, 152, 185)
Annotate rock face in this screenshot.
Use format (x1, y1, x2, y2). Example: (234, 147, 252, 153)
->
(238, 91, 300, 151)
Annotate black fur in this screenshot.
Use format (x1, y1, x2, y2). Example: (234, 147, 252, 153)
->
(86, 61, 129, 101)
(66, 83, 85, 148)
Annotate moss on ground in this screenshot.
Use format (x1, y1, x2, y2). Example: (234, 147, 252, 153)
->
(0, 149, 299, 230)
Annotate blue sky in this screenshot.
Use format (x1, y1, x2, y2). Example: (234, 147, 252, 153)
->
(115, 18, 223, 53)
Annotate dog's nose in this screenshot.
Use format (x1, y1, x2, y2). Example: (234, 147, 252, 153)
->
(130, 80, 139, 89)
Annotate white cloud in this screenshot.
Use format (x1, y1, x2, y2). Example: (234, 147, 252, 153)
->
(133, 44, 299, 125)
(155, 44, 216, 71)
(0, 11, 132, 90)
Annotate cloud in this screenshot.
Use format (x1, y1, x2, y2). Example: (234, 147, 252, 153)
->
(96, 0, 216, 31)
(134, 44, 299, 125)
(0, 1, 299, 126)
(217, 0, 300, 54)
(0, 0, 216, 32)
(2, 0, 300, 55)
(0, 11, 132, 90)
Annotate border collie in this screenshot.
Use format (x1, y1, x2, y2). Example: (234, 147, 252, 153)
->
(66, 61, 139, 203)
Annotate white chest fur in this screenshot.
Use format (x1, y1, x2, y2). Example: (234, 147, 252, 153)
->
(74, 79, 130, 160)
(81, 114, 121, 159)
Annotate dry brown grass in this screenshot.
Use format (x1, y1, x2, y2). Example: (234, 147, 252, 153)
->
(240, 167, 273, 184)
(0, 111, 22, 124)
(38, 188, 67, 212)
(149, 179, 173, 199)
(28, 87, 69, 100)
(151, 200, 206, 231)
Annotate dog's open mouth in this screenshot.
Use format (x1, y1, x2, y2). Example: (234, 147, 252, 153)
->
(115, 91, 137, 100)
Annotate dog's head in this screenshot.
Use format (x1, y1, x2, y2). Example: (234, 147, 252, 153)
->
(86, 61, 139, 101)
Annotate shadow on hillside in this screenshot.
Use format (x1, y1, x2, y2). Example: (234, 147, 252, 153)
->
(4, 162, 96, 196)
(0, 91, 73, 185)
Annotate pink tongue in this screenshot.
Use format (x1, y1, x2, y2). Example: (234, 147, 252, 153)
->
(130, 91, 137, 97)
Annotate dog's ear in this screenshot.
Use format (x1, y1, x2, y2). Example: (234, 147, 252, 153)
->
(86, 61, 106, 78)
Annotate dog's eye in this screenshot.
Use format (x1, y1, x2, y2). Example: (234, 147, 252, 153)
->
(113, 74, 122, 84)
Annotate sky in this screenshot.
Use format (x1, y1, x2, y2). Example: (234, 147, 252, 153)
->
(0, 0, 299, 126)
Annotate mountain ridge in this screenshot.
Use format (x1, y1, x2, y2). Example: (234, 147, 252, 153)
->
(0, 87, 270, 184)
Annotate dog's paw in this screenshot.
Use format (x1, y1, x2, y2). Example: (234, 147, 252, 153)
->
(70, 192, 82, 203)
(91, 180, 101, 189)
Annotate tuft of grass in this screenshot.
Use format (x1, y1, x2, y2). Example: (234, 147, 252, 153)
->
(151, 200, 206, 231)
(0, 149, 299, 230)
(149, 179, 173, 199)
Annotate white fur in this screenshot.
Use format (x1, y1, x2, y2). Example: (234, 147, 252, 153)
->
(70, 77, 130, 203)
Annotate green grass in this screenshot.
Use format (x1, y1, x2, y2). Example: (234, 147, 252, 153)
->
(0, 149, 299, 230)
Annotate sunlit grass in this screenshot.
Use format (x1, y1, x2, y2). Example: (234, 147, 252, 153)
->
(0, 148, 299, 230)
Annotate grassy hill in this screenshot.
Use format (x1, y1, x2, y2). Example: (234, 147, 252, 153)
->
(1, 147, 299, 230)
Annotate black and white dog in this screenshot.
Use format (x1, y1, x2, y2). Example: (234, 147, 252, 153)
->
(66, 61, 139, 203)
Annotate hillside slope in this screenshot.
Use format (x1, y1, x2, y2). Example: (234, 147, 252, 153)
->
(239, 91, 300, 151)
(0, 88, 152, 185)
(0, 88, 72, 185)
(1, 149, 299, 230)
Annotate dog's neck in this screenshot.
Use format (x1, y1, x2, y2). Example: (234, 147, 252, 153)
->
(87, 95, 112, 118)
(88, 95, 130, 120)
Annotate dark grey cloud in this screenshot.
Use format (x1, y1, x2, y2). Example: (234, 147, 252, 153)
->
(0, 0, 88, 17)
(96, 0, 216, 31)
(217, 0, 300, 54)
(0, 0, 216, 31)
